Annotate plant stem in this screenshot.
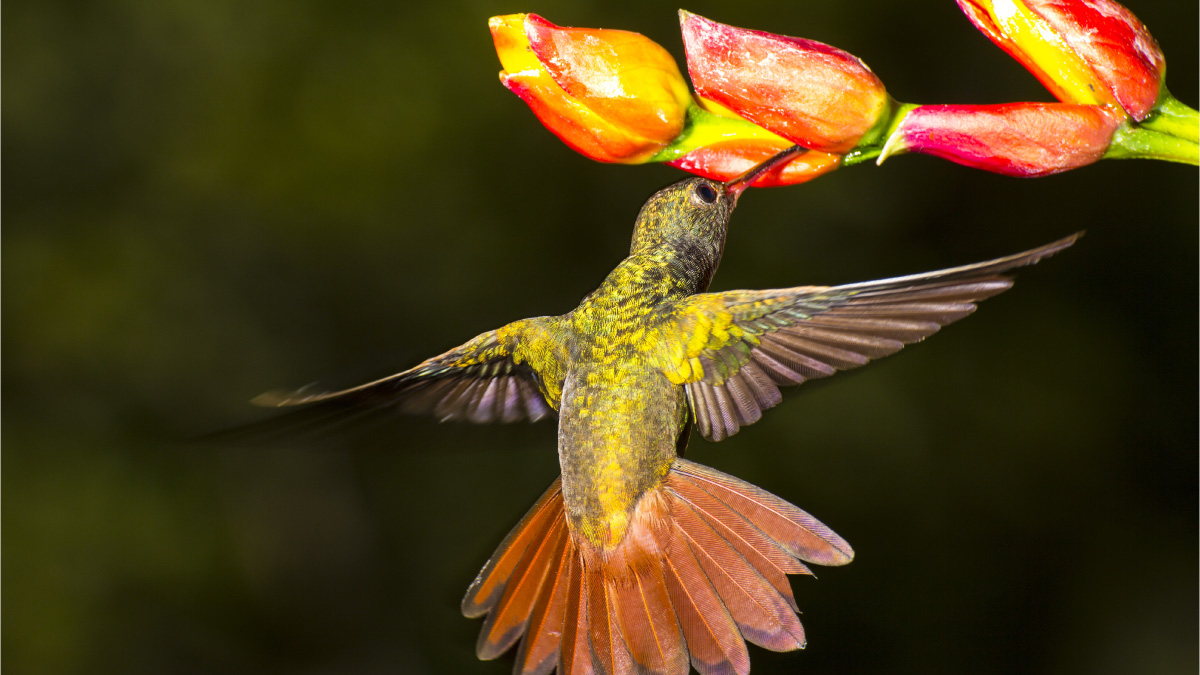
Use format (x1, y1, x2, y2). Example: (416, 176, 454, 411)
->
(1105, 123, 1199, 165)
(1139, 92, 1199, 143)
(845, 101, 919, 167)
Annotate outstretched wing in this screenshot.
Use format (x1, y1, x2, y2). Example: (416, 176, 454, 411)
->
(656, 234, 1079, 442)
(220, 318, 561, 443)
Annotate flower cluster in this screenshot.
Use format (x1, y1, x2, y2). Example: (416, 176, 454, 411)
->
(489, 2, 1196, 186)
(489, 12, 866, 185)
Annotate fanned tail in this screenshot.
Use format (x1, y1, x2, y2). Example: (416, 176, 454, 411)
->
(463, 459, 853, 675)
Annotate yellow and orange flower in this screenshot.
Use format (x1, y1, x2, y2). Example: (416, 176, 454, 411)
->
(490, 14, 693, 164)
(956, 0, 1165, 120)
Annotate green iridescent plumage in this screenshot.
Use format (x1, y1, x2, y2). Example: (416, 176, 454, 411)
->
(251, 149, 1077, 675)
(257, 165, 1076, 547)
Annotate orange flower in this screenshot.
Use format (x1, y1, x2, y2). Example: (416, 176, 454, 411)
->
(490, 14, 692, 163)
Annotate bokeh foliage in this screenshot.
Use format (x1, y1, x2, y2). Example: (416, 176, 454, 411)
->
(3, 1, 1196, 673)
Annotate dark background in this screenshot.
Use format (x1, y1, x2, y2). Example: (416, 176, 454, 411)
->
(4, 1, 1196, 673)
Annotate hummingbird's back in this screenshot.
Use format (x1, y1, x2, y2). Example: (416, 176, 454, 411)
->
(557, 250, 697, 548)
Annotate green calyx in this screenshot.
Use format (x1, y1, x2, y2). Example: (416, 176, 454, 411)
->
(1105, 124, 1199, 165)
(647, 103, 791, 163)
(1137, 91, 1199, 144)
(844, 99, 919, 167)
(1106, 93, 1199, 165)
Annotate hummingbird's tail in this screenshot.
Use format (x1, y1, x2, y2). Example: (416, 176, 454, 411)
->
(462, 459, 853, 675)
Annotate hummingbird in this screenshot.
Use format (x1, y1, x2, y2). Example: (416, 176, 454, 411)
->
(252, 146, 1077, 675)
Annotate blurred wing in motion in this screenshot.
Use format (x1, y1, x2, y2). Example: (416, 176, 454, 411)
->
(657, 234, 1080, 441)
(210, 318, 560, 444)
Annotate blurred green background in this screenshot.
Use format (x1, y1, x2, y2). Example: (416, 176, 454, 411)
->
(4, 1, 1196, 673)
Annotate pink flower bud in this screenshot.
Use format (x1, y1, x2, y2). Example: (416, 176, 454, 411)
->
(882, 103, 1123, 176)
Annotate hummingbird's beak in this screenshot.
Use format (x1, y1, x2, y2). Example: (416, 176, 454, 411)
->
(723, 145, 806, 202)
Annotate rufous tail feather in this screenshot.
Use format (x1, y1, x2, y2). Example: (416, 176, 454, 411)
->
(462, 459, 853, 675)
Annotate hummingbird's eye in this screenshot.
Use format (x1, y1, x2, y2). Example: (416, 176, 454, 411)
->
(694, 183, 718, 204)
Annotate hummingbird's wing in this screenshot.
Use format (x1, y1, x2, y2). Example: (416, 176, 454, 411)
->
(656, 234, 1079, 442)
(229, 320, 557, 441)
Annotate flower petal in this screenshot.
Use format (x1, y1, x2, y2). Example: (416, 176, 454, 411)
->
(668, 140, 841, 186)
(499, 72, 652, 164)
(525, 16, 692, 144)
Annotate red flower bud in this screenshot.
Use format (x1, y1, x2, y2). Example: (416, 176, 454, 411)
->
(680, 11, 889, 154)
(668, 139, 841, 186)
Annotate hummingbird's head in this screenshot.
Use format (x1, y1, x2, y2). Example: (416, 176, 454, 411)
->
(629, 176, 735, 258)
(629, 146, 804, 262)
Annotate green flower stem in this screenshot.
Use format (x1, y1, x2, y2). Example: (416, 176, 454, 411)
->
(651, 99, 1198, 170)
(1139, 92, 1199, 144)
(841, 148, 881, 166)
(1105, 122, 1199, 165)
(844, 100, 919, 167)
(647, 103, 791, 163)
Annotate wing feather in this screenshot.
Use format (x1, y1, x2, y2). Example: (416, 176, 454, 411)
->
(212, 318, 563, 443)
(657, 234, 1079, 441)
